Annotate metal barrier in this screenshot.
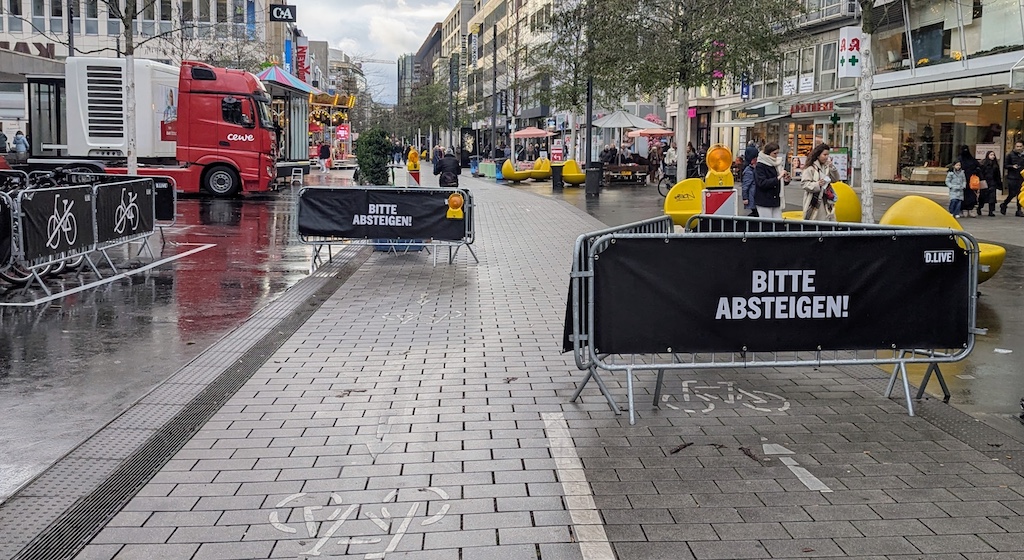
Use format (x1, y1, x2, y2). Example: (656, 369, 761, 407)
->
(564, 215, 979, 424)
(0, 192, 13, 272)
(0, 174, 175, 300)
(295, 186, 478, 268)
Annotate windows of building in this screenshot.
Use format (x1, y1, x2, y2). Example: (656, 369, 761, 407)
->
(49, 0, 62, 34)
(31, 0, 44, 31)
(8, 0, 24, 32)
(819, 42, 837, 91)
(85, 0, 98, 34)
(106, 0, 120, 35)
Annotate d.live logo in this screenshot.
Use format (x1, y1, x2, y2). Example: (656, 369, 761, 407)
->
(923, 250, 955, 264)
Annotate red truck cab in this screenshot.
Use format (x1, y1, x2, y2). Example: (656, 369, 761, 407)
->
(173, 62, 277, 196)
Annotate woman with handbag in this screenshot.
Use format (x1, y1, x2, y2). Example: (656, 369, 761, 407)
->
(801, 143, 841, 221)
(979, 150, 1001, 216)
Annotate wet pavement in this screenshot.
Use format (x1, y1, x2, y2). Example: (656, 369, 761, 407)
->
(0, 165, 1021, 510)
(9, 168, 1023, 560)
(0, 193, 317, 501)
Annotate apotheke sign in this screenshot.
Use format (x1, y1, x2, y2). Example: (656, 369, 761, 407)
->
(790, 101, 835, 115)
(269, 4, 296, 22)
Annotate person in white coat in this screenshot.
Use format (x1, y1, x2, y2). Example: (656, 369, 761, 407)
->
(801, 143, 841, 221)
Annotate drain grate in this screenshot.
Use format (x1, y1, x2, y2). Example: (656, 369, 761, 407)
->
(7, 248, 370, 560)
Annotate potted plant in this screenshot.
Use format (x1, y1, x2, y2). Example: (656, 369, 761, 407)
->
(354, 127, 391, 185)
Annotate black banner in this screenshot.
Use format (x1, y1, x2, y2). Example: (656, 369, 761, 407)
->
(0, 194, 12, 269)
(153, 177, 176, 222)
(19, 186, 95, 261)
(589, 234, 970, 354)
(94, 179, 156, 243)
(297, 187, 467, 241)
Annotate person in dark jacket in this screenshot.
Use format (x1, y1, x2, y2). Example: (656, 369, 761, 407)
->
(1001, 140, 1024, 216)
(958, 146, 980, 217)
(979, 150, 1002, 216)
(753, 142, 790, 219)
(741, 152, 758, 217)
(318, 143, 331, 173)
(433, 147, 462, 187)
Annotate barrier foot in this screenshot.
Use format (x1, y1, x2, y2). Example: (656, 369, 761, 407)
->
(653, 368, 666, 408)
(101, 249, 119, 274)
(915, 363, 951, 404)
(899, 363, 915, 416)
(572, 366, 620, 414)
(84, 254, 103, 279)
(884, 351, 908, 398)
(626, 367, 636, 425)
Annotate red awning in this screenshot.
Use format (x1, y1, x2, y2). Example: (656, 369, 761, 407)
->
(309, 123, 323, 133)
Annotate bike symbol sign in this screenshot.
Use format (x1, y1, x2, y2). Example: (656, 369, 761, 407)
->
(269, 488, 451, 558)
(45, 194, 78, 250)
(114, 188, 140, 235)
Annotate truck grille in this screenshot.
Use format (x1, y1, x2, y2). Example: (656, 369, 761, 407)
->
(85, 65, 125, 139)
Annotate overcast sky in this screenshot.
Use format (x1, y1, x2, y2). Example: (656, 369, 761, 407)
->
(295, 0, 453, 104)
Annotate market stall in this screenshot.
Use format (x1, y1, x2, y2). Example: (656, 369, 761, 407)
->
(257, 65, 325, 179)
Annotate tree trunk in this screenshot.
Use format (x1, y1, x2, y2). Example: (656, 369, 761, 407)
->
(567, 112, 577, 162)
(675, 88, 690, 178)
(858, 33, 874, 223)
(127, 50, 139, 173)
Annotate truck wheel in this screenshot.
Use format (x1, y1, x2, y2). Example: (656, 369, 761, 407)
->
(204, 165, 240, 197)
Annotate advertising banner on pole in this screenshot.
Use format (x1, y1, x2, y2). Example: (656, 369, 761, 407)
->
(591, 234, 970, 353)
(297, 188, 468, 241)
(296, 36, 310, 83)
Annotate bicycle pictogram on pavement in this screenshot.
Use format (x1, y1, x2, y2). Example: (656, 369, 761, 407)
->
(269, 487, 451, 558)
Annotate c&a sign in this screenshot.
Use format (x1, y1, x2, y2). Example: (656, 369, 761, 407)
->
(269, 4, 296, 22)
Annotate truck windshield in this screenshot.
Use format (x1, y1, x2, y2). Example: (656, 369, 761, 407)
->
(254, 95, 274, 129)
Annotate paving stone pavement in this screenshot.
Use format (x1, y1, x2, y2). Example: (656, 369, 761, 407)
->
(50, 172, 1024, 559)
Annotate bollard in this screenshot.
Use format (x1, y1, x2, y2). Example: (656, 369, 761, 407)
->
(551, 162, 564, 192)
(585, 161, 603, 197)
(493, 157, 505, 182)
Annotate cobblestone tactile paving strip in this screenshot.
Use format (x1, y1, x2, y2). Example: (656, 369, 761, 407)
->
(0, 249, 368, 560)
(48, 175, 1024, 560)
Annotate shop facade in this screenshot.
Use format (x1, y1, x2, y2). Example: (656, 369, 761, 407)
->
(868, 0, 1024, 184)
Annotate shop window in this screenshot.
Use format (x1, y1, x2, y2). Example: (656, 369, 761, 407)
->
(971, 0, 1023, 56)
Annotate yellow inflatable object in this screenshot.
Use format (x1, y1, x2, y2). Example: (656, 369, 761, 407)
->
(530, 158, 552, 181)
(561, 159, 586, 186)
(663, 178, 705, 227)
(879, 195, 1005, 284)
(782, 181, 862, 223)
(501, 159, 532, 182)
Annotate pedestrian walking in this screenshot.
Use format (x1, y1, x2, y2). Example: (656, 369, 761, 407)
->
(0, 125, 8, 153)
(318, 142, 331, 173)
(753, 142, 790, 220)
(946, 161, 966, 218)
(663, 142, 677, 173)
(1001, 140, 1024, 216)
(979, 150, 1001, 216)
(433, 147, 461, 187)
(685, 142, 698, 178)
(801, 143, 840, 221)
(959, 146, 980, 217)
(12, 130, 28, 161)
(648, 143, 661, 184)
(740, 151, 758, 217)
